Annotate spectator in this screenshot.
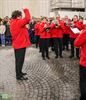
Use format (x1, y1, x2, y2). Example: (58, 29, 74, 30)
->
(0, 21, 6, 47)
(5, 21, 12, 45)
(29, 18, 36, 43)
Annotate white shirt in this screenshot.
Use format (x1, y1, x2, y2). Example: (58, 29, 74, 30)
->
(0, 25, 6, 34)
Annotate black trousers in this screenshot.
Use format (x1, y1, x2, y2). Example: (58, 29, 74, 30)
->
(63, 34, 70, 50)
(14, 48, 26, 78)
(39, 38, 42, 52)
(53, 38, 63, 57)
(40, 39, 50, 58)
(50, 38, 54, 51)
(70, 38, 79, 57)
(80, 65, 86, 100)
(35, 35, 40, 48)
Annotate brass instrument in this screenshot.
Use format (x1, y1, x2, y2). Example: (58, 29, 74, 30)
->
(44, 23, 50, 32)
(53, 19, 59, 28)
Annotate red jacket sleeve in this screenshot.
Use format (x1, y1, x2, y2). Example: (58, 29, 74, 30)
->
(74, 30, 86, 47)
(18, 9, 31, 27)
(40, 23, 45, 33)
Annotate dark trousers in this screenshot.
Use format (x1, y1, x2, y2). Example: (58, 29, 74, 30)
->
(50, 38, 54, 51)
(35, 35, 40, 48)
(80, 65, 86, 100)
(70, 38, 79, 57)
(14, 48, 26, 78)
(39, 38, 42, 52)
(53, 38, 63, 57)
(5, 36, 12, 45)
(63, 34, 70, 50)
(40, 39, 50, 58)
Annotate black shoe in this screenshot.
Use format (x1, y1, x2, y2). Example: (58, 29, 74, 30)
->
(46, 56, 50, 59)
(42, 57, 46, 60)
(63, 47, 65, 50)
(69, 55, 74, 58)
(66, 48, 69, 51)
(60, 56, 63, 58)
(21, 72, 27, 76)
(51, 47, 55, 51)
(39, 50, 42, 53)
(16, 76, 28, 80)
(76, 56, 80, 59)
(36, 45, 38, 48)
(55, 56, 58, 59)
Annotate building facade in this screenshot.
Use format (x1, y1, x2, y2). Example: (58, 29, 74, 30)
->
(50, 0, 86, 18)
(50, 0, 85, 11)
(0, 0, 50, 18)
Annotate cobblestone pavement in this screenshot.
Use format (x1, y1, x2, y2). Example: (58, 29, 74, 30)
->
(0, 46, 80, 100)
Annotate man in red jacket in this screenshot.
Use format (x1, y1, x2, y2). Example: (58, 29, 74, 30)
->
(51, 18, 63, 58)
(60, 16, 70, 51)
(74, 29, 86, 100)
(10, 8, 31, 80)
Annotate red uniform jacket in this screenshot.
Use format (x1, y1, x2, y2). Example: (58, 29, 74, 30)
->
(60, 20, 70, 35)
(50, 22, 63, 38)
(34, 22, 40, 36)
(70, 21, 84, 38)
(40, 22, 51, 39)
(74, 29, 86, 67)
(10, 9, 31, 49)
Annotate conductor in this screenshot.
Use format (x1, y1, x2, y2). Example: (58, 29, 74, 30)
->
(10, 8, 31, 80)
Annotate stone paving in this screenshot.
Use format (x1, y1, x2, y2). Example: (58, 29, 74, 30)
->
(0, 46, 80, 100)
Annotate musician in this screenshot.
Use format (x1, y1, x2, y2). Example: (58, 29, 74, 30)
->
(40, 17, 51, 60)
(10, 8, 31, 80)
(34, 18, 41, 48)
(51, 17, 63, 58)
(74, 28, 86, 100)
(61, 16, 71, 50)
(69, 15, 84, 58)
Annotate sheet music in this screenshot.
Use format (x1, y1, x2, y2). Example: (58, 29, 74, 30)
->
(71, 28, 80, 34)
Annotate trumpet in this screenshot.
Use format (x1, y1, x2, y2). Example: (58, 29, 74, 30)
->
(45, 26, 50, 32)
(53, 19, 59, 28)
(44, 23, 50, 32)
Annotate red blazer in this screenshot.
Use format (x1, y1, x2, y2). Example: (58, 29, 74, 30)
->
(10, 9, 31, 49)
(60, 20, 70, 35)
(40, 22, 51, 39)
(74, 29, 86, 67)
(74, 21, 84, 30)
(50, 22, 63, 38)
(34, 22, 40, 36)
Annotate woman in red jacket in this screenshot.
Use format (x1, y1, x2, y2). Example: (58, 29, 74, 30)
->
(70, 15, 84, 58)
(74, 28, 86, 100)
(40, 17, 51, 60)
(10, 8, 31, 80)
(34, 18, 41, 48)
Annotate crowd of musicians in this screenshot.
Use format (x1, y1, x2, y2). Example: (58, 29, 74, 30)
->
(30, 15, 85, 60)
(0, 14, 85, 60)
(31, 15, 86, 99)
